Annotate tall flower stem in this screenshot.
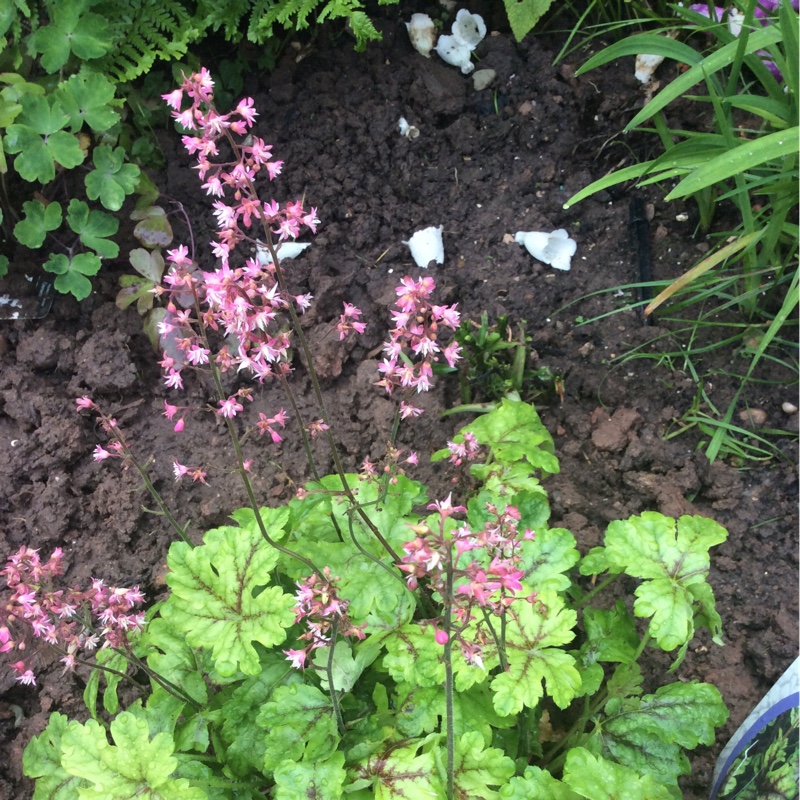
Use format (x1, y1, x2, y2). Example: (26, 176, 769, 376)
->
(443, 549, 456, 800)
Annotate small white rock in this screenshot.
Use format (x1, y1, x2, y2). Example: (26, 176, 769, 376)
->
(782, 402, 798, 415)
(514, 229, 577, 271)
(405, 13, 437, 58)
(403, 226, 444, 268)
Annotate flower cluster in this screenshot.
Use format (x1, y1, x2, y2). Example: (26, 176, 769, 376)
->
(377, 276, 462, 399)
(1, 546, 145, 685)
(446, 431, 481, 466)
(158, 70, 324, 407)
(399, 496, 537, 670)
(284, 567, 365, 670)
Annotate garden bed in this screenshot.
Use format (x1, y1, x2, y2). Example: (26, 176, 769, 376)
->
(0, 4, 797, 797)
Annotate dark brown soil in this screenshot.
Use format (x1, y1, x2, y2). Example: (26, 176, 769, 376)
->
(1, 4, 797, 797)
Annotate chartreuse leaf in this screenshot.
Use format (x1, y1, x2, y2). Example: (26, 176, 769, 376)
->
(137, 615, 209, 705)
(503, 0, 554, 42)
(84, 145, 140, 212)
(582, 602, 640, 665)
(383, 623, 445, 688)
(43, 253, 101, 300)
(221, 654, 299, 776)
(491, 591, 580, 716)
(161, 509, 296, 678)
(55, 71, 120, 133)
(449, 731, 515, 797)
(28, 0, 113, 73)
(22, 712, 85, 799)
(502, 765, 581, 799)
(4, 95, 85, 183)
(257, 684, 339, 772)
(59, 712, 207, 799)
(355, 740, 443, 798)
(273, 753, 346, 800)
(14, 200, 63, 248)
(588, 681, 728, 788)
(561, 747, 673, 800)
(66, 199, 119, 258)
(435, 397, 559, 476)
(519, 527, 580, 593)
(601, 513, 727, 651)
(395, 682, 515, 744)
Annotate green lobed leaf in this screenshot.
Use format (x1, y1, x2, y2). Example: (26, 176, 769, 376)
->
(581, 602, 640, 665)
(465, 397, 559, 476)
(14, 200, 62, 248)
(588, 682, 728, 788)
(383, 623, 445, 688)
(502, 765, 581, 799)
(257, 684, 339, 772)
(601, 512, 727, 651)
(55, 71, 120, 132)
(29, 1, 113, 73)
(66, 199, 120, 258)
(395, 681, 515, 745)
(562, 747, 673, 800)
(491, 591, 580, 716)
(449, 731, 516, 798)
(355, 740, 443, 798)
(59, 712, 207, 799)
(43, 253, 101, 300)
(22, 712, 85, 799)
(519, 527, 579, 593)
(83, 649, 129, 719)
(84, 145, 141, 212)
(161, 514, 296, 678)
(503, 0, 555, 42)
(273, 753, 346, 800)
(220, 654, 299, 776)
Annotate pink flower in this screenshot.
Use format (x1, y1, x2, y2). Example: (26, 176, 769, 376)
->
(400, 402, 424, 419)
(218, 397, 244, 418)
(75, 396, 95, 410)
(284, 648, 308, 670)
(92, 445, 112, 461)
(173, 461, 189, 480)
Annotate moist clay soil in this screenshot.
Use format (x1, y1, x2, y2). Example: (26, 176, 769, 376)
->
(1, 4, 798, 797)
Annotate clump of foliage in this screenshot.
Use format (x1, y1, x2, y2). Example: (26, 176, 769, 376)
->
(1, 71, 730, 799)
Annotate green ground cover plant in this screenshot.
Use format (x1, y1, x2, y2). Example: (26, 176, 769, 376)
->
(1, 71, 730, 799)
(562, 0, 799, 462)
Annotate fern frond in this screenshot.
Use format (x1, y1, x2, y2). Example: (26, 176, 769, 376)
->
(92, 0, 198, 82)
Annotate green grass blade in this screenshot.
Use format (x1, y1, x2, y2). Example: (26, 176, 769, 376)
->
(665, 127, 799, 198)
(575, 34, 704, 75)
(623, 26, 783, 130)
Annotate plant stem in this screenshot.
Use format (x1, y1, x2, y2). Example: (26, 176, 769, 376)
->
(327, 624, 345, 735)
(443, 548, 455, 800)
(574, 574, 620, 608)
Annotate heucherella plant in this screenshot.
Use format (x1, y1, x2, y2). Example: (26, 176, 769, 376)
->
(4, 72, 730, 800)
